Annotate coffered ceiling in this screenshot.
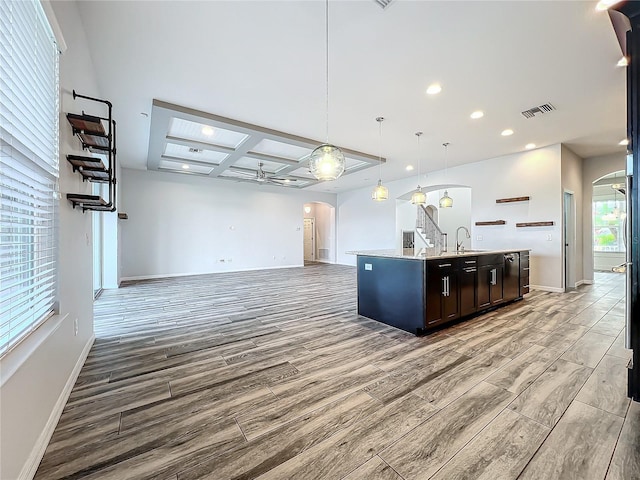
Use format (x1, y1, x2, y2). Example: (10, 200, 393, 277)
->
(71, 0, 627, 193)
(147, 100, 381, 188)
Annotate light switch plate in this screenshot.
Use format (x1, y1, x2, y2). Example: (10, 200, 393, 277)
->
(364, 263, 372, 271)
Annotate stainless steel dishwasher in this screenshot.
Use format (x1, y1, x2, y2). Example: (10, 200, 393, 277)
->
(503, 253, 520, 300)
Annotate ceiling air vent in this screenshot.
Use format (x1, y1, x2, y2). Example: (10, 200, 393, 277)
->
(188, 148, 203, 153)
(521, 103, 556, 119)
(374, 0, 395, 10)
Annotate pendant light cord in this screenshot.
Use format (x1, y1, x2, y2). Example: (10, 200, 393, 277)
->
(377, 117, 383, 180)
(416, 132, 423, 185)
(443, 142, 449, 182)
(325, 0, 329, 143)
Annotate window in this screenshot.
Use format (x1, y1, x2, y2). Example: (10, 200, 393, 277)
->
(593, 198, 626, 253)
(0, 0, 59, 355)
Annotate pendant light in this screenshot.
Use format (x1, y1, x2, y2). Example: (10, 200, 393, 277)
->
(371, 116, 389, 201)
(439, 142, 453, 208)
(612, 175, 621, 218)
(411, 132, 426, 205)
(308, 0, 345, 181)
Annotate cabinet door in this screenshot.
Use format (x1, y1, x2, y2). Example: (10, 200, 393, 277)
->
(460, 266, 477, 316)
(490, 265, 504, 305)
(442, 272, 460, 321)
(426, 260, 458, 327)
(426, 263, 444, 326)
(477, 265, 492, 309)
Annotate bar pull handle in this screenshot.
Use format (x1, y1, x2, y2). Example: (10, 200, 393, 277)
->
(442, 277, 447, 296)
(490, 268, 497, 285)
(438, 263, 452, 268)
(445, 276, 450, 296)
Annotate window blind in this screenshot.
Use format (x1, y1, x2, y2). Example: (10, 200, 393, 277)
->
(0, 0, 59, 356)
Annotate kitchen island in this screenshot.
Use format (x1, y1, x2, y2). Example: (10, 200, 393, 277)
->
(350, 248, 530, 334)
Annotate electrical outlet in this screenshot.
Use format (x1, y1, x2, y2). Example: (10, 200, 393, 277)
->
(546, 234, 553, 241)
(74, 318, 78, 336)
(476, 235, 483, 241)
(227, 258, 232, 263)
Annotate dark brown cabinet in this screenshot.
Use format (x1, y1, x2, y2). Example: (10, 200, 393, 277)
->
(460, 259, 478, 317)
(519, 251, 530, 295)
(477, 254, 504, 309)
(426, 259, 460, 327)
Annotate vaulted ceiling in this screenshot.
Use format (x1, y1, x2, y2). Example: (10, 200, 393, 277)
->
(74, 0, 626, 193)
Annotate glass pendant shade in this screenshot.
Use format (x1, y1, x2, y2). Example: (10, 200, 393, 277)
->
(372, 180, 389, 201)
(308, 144, 345, 181)
(411, 186, 426, 206)
(439, 190, 453, 208)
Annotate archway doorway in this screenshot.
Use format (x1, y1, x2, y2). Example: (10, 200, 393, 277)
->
(592, 170, 626, 272)
(302, 202, 336, 265)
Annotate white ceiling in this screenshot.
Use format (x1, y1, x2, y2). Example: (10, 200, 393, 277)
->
(74, 0, 627, 194)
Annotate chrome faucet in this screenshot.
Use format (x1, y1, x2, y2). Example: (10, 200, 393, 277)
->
(456, 226, 471, 252)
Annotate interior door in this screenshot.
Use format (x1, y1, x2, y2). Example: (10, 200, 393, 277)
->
(303, 218, 315, 262)
(564, 190, 576, 291)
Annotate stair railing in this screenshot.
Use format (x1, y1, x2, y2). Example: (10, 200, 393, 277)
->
(416, 205, 446, 252)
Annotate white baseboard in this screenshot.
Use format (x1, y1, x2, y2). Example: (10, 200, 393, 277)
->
(19, 333, 95, 480)
(530, 285, 565, 293)
(120, 264, 305, 282)
(576, 279, 593, 286)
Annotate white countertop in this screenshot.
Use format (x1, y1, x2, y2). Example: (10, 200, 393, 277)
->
(346, 248, 529, 260)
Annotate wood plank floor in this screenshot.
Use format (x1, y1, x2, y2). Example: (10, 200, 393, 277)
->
(34, 265, 639, 480)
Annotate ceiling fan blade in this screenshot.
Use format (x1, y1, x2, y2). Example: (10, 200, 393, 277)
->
(230, 170, 257, 177)
(269, 176, 297, 182)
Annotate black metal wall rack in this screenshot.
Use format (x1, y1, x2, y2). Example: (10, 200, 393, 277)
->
(65, 90, 117, 212)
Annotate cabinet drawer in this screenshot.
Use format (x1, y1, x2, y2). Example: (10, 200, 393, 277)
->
(520, 273, 530, 287)
(478, 254, 503, 266)
(520, 256, 530, 269)
(520, 285, 530, 295)
(428, 258, 459, 270)
(461, 258, 478, 268)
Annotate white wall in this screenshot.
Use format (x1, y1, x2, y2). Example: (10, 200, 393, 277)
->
(582, 152, 626, 282)
(120, 169, 336, 279)
(338, 145, 564, 290)
(0, 2, 99, 478)
(561, 145, 584, 286)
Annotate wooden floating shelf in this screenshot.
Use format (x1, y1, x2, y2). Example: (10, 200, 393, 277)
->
(475, 220, 506, 226)
(66, 193, 112, 212)
(66, 155, 109, 183)
(66, 113, 105, 135)
(496, 196, 530, 203)
(516, 221, 554, 227)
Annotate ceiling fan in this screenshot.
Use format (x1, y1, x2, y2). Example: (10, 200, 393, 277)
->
(232, 162, 298, 186)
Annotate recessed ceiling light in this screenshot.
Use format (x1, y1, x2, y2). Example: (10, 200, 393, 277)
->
(595, 0, 621, 11)
(619, 139, 629, 146)
(501, 129, 514, 136)
(525, 143, 536, 150)
(201, 126, 214, 136)
(284, 179, 291, 183)
(617, 56, 629, 67)
(406, 165, 414, 171)
(426, 84, 442, 95)
(182, 164, 190, 169)
(470, 111, 484, 119)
